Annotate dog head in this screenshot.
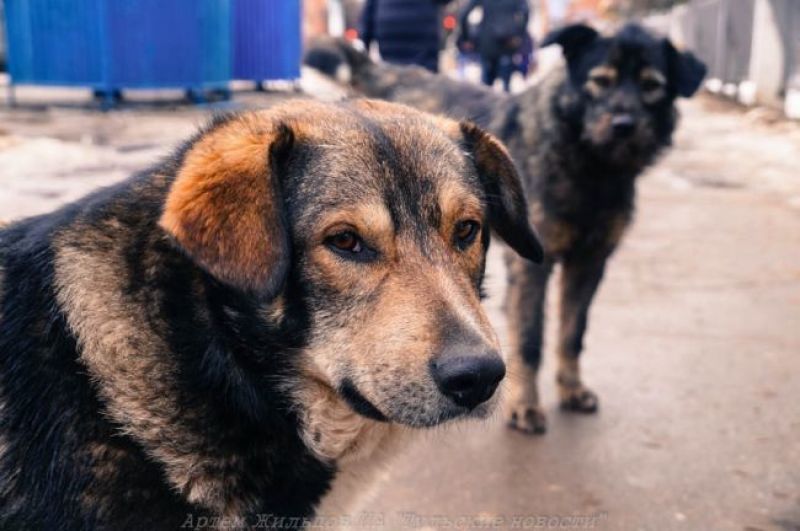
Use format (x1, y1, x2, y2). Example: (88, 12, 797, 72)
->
(160, 100, 542, 428)
(543, 23, 706, 166)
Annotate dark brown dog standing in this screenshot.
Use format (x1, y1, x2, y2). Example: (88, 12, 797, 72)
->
(305, 23, 706, 434)
(0, 100, 542, 528)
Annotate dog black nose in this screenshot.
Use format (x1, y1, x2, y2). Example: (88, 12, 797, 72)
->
(612, 114, 636, 137)
(431, 353, 505, 410)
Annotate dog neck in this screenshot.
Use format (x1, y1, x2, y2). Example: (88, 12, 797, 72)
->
(289, 370, 413, 517)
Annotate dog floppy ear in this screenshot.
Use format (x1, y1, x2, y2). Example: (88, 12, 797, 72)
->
(460, 122, 543, 263)
(541, 24, 599, 61)
(160, 118, 293, 299)
(664, 40, 707, 97)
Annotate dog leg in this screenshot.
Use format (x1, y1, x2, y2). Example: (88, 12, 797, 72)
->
(505, 254, 553, 434)
(556, 252, 607, 413)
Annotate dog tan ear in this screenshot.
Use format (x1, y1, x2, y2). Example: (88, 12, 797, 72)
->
(460, 121, 544, 263)
(160, 118, 293, 298)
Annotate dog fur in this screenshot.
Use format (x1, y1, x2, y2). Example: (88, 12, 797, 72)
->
(0, 99, 542, 529)
(305, 23, 706, 434)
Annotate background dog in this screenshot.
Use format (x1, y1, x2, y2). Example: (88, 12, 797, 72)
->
(305, 23, 706, 434)
(0, 100, 542, 528)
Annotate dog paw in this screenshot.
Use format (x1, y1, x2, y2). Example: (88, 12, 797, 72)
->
(559, 386, 599, 413)
(507, 404, 547, 435)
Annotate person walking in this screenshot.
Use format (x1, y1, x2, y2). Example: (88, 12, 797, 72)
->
(360, 0, 452, 73)
(458, 0, 530, 92)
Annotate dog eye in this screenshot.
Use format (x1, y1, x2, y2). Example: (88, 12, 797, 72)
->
(641, 78, 664, 92)
(327, 231, 363, 253)
(590, 74, 613, 89)
(454, 220, 480, 250)
(325, 230, 378, 263)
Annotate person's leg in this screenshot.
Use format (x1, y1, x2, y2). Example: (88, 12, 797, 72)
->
(499, 54, 514, 93)
(481, 56, 498, 88)
(422, 48, 439, 73)
(457, 53, 468, 80)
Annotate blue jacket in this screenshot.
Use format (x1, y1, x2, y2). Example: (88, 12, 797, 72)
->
(360, 0, 450, 72)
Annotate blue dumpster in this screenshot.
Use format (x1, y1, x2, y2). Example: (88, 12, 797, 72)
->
(4, 0, 230, 100)
(233, 0, 302, 83)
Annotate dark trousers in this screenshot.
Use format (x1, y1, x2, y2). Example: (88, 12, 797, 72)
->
(481, 54, 514, 92)
(378, 41, 440, 73)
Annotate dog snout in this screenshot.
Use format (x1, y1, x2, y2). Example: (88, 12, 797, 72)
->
(431, 349, 506, 410)
(611, 113, 636, 138)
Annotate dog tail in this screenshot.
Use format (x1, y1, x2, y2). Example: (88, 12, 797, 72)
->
(303, 37, 373, 84)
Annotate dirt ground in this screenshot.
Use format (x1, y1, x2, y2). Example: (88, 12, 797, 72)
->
(1, 76, 799, 531)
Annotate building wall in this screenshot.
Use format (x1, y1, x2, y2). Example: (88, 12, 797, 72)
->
(303, 0, 329, 42)
(645, 0, 800, 112)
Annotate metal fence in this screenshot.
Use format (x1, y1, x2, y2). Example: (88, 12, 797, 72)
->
(771, 0, 800, 90)
(645, 0, 800, 107)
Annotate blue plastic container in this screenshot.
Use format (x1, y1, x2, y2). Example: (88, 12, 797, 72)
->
(4, 0, 230, 94)
(5, 0, 105, 86)
(233, 0, 302, 83)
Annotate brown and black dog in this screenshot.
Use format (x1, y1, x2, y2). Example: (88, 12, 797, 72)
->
(0, 100, 541, 529)
(305, 23, 706, 434)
